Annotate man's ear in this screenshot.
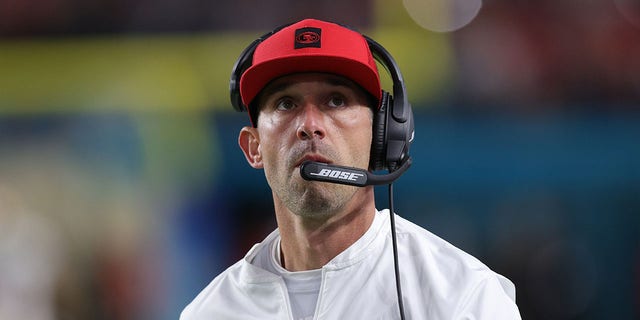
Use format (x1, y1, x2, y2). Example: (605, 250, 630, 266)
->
(238, 126, 263, 169)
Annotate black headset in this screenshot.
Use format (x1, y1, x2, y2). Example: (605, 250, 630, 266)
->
(229, 22, 414, 173)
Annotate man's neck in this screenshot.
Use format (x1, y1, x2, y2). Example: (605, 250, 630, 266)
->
(274, 188, 376, 272)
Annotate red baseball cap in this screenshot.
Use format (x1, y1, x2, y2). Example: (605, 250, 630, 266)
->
(239, 19, 382, 116)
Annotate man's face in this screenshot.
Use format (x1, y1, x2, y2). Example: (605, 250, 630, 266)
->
(240, 73, 374, 218)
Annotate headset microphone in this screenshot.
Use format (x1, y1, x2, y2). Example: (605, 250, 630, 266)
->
(300, 159, 412, 187)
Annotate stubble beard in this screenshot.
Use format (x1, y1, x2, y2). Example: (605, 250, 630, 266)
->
(268, 145, 359, 220)
(279, 174, 358, 220)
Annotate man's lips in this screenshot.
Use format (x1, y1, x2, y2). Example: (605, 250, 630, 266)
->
(295, 154, 332, 167)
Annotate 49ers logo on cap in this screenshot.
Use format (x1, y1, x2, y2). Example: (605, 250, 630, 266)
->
(294, 27, 321, 49)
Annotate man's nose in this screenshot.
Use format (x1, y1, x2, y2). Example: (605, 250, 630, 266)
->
(296, 104, 326, 140)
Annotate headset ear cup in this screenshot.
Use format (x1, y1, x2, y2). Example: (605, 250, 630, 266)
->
(385, 99, 413, 171)
(370, 91, 390, 171)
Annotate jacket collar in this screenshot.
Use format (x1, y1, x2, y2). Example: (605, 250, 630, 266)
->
(323, 209, 388, 270)
(237, 209, 390, 283)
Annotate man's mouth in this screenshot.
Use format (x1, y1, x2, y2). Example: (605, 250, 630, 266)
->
(295, 154, 332, 167)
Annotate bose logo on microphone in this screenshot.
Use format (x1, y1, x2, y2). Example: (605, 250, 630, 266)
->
(309, 168, 365, 182)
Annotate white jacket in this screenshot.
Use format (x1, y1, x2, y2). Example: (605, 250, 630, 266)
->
(181, 209, 521, 319)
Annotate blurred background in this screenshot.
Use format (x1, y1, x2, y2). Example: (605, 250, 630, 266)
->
(1, 0, 639, 319)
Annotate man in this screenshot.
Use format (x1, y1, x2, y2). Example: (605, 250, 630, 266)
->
(181, 18, 521, 319)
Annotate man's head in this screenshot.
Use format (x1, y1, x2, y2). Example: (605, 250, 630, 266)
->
(232, 19, 413, 217)
(231, 18, 382, 127)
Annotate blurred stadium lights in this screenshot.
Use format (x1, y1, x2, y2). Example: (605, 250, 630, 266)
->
(402, 0, 483, 32)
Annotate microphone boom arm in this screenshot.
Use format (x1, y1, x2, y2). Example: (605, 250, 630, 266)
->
(300, 158, 412, 187)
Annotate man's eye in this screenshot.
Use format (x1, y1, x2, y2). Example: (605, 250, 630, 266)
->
(327, 96, 346, 108)
(276, 99, 295, 110)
